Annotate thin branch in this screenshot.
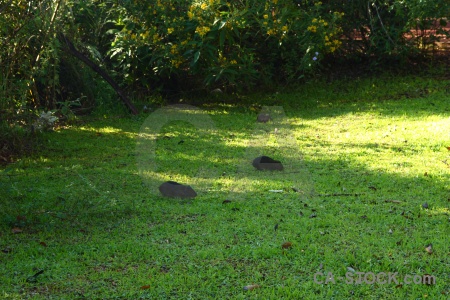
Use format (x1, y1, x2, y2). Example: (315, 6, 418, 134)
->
(0, 0, 13, 14)
(35, 0, 63, 65)
(373, 3, 396, 46)
(317, 193, 365, 197)
(58, 33, 138, 115)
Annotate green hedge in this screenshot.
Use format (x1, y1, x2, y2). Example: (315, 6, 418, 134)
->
(106, 0, 344, 91)
(101, 0, 449, 93)
(325, 0, 450, 59)
(1, 1, 449, 123)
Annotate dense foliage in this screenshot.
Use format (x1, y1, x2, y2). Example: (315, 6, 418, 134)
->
(0, 0, 449, 161)
(105, 0, 344, 91)
(326, 0, 450, 60)
(1, 0, 68, 161)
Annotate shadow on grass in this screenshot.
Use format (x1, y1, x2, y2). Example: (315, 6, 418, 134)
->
(196, 75, 450, 120)
(1, 100, 448, 230)
(1, 74, 449, 230)
(0, 94, 449, 298)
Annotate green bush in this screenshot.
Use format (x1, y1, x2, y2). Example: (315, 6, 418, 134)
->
(1, 0, 448, 131)
(323, 0, 450, 60)
(104, 0, 449, 93)
(0, 0, 68, 161)
(106, 0, 344, 92)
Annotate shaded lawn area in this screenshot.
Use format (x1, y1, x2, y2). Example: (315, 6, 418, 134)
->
(1, 75, 449, 299)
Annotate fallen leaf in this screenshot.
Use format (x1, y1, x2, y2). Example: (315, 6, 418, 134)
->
(11, 227, 22, 234)
(26, 270, 44, 283)
(282, 242, 292, 249)
(385, 200, 401, 204)
(16, 215, 26, 221)
(243, 284, 260, 291)
(140, 285, 151, 290)
(160, 265, 169, 273)
(1, 247, 11, 253)
(401, 211, 413, 220)
(446, 146, 450, 151)
(425, 244, 433, 254)
(211, 88, 223, 95)
(39, 242, 47, 247)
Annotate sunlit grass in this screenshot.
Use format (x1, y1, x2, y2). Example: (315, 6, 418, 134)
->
(0, 74, 449, 299)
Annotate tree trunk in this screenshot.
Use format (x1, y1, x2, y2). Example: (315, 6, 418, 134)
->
(57, 33, 138, 115)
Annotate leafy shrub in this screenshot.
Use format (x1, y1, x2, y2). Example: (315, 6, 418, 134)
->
(0, 0, 68, 162)
(1, 0, 448, 134)
(323, 0, 450, 60)
(106, 0, 344, 92)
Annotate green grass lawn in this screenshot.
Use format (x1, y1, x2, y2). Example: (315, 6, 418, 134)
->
(1, 75, 449, 299)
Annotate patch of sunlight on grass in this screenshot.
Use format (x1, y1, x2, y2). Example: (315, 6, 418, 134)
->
(2, 74, 449, 299)
(427, 206, 450, 216)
